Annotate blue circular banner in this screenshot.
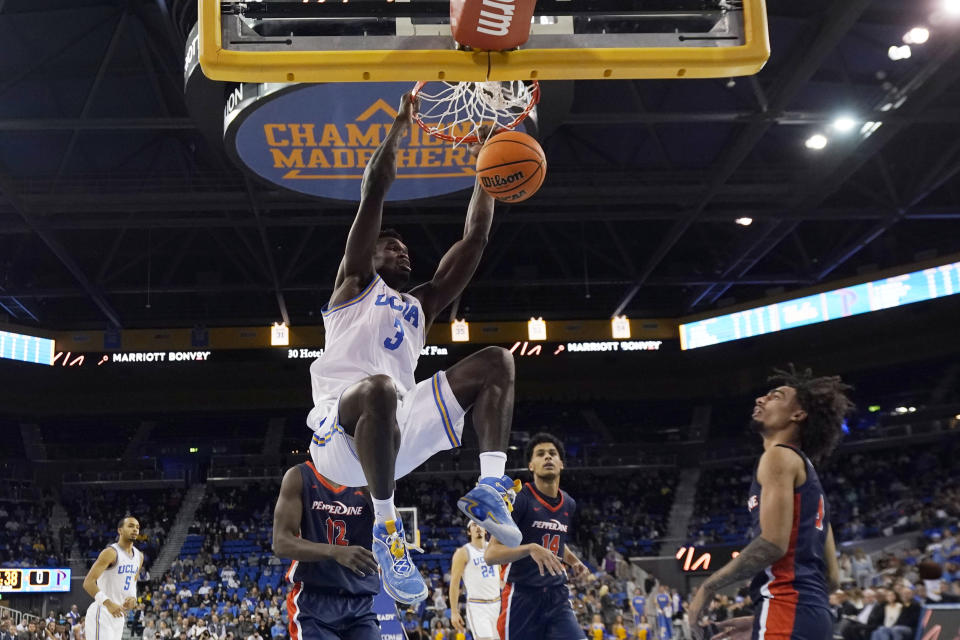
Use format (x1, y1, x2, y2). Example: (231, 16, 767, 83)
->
(226, 82, 480, 202)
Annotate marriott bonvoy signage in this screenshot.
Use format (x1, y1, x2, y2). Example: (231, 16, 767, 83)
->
(224, 82, 481, 201)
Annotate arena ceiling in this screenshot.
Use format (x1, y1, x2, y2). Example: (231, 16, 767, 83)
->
(1, 0, 959, 329)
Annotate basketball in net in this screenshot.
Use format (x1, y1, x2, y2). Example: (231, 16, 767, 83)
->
(475, 131, 547, 203)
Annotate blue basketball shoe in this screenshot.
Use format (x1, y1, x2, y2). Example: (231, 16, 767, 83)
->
(372, 519, 428, 606)
(457, 475, 523, 547)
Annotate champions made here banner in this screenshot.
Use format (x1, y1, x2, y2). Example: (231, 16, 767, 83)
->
(226, 82, 484, 201)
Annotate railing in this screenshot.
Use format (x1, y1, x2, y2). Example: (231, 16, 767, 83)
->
(61, 469, 186, 485)
(0, 605, 42, 626)
(700, 413, 959, 465)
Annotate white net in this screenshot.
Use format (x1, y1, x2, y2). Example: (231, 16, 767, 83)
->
(413, 80, 539, 144)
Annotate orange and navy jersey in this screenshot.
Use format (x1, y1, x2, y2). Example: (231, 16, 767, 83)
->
(501, 482, 576, 588)
(283, 462, 379, 595)
(747, 445, 830, 612)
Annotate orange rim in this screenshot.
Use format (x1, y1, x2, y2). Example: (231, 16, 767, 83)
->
(410, 80, 540, 144)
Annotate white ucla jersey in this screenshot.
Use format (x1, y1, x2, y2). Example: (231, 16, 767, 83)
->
(308, 275, 426, 428)
(98, 544, 142, 604)
(462, 542, 500, 601)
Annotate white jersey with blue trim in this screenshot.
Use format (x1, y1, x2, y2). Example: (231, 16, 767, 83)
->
(308, 275, 426, 429)
(98, 544, 142, 604)
(462, 542, 500, 601)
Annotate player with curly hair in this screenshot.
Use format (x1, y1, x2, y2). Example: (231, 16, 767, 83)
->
(688, 365, 855, 640)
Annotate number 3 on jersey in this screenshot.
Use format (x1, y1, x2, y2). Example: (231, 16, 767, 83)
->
(383, 318, 404, 350)
(541, 534, 561, 556)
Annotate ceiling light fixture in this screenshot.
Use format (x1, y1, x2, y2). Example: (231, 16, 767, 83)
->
(804, 134, 828, 150)
(903, 27, 930, 44)
(832, 116, 857, 133)
(888, 45, 912, 61)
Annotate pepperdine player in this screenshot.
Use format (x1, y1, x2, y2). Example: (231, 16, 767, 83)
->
(273, 461, 381, 640)
(688, 366, 852, 640)
(485, 433, 593, 640)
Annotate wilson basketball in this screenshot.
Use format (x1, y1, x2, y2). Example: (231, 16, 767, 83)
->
(476, 131, 547, 203)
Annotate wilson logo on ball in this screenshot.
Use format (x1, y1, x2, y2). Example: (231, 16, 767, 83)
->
(480, 171, 525, 188)
(476, 130, 546, 203)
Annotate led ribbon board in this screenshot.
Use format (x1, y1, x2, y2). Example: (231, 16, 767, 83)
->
(679, 261, 960, 350)
(0, 568, 71, 593)
(0, 330, 55, 365)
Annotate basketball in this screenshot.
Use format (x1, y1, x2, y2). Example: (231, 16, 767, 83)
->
(475, 130, 547, 203)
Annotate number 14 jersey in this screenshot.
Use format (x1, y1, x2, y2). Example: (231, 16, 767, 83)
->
(502, 483, 577, 589)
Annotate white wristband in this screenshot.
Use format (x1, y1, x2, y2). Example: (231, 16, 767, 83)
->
(95, 592, 107, 605)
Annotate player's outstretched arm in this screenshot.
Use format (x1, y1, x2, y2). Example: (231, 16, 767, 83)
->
(410, 139, 495, 327)
(334, 93, 416, 291)
(485, 537, 565, 576)
(686, 447, 801, 638)
(448, 547, 468, 631)
(272, 468, 378, 577)
(562, 545, 594, 585)
(83, 547, 124, 618)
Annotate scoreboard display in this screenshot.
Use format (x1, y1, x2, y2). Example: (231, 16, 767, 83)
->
(0, 568, 71, 593)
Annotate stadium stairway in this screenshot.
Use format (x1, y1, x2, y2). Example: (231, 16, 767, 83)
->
(122, 421, 156, 459)
(150, 484, 206, 576)
(48, 501, 70, 556)
(19, 423, 47, 460)
(659, 468, 700, 555)
(581, 408, 614, 442)
(262, 417, 285, 454)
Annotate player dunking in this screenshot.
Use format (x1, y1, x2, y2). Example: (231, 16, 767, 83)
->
(450, 522, 501, 640)
(306, 94, 521, 605)
(82, 516, 143, 640)
(272, 461, 380, 640)
(688, 366, 852, 640)
(485, 433, 593, 640)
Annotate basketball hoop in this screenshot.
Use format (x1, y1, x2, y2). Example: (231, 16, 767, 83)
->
(410, 80, 540, 145)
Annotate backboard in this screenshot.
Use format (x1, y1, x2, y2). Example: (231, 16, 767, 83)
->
(198, 0, 770, 83)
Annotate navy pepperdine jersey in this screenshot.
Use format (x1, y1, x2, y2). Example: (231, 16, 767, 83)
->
(283, 462, 379, 596)
(502, 482, 576, 588)
(747, 445, 830, 612)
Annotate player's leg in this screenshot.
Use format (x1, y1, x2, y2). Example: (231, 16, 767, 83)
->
(468, 601, 501, 640)
(444, 346, 515, 452)
(86, 603, 118, 640)
(789, 605, 833, 640)
(337, 375, 428, 605)
(338, 374, 401, 501)
(289, 589, 359, 640)
(498, 586, 543, 640)
(543, 588, 587, 640)
(339, 594, 381, 640)
(444, 347, 523, 546)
